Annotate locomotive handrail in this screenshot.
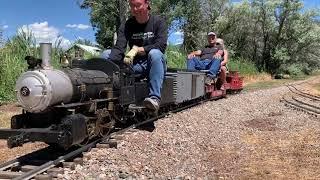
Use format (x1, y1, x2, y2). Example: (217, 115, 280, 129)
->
(54, 97, 118, 108)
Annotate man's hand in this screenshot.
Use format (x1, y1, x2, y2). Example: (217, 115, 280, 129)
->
(187, 54, 195, 59)
(213, 54, 222, 59)
(187, 50, 201, 59)
(124, 45, 139, 65)
(136, 47, 146, 56)
(213, 50, 223, 60)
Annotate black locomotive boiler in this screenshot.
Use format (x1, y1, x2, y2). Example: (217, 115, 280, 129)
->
(0, 43, 243, 149)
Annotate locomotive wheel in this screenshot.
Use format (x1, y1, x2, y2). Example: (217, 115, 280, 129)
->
(96, 117, 115, 137)
(11, 114, 25, 129)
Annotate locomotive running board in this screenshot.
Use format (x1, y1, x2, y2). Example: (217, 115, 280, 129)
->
(0, 128, 62, 148)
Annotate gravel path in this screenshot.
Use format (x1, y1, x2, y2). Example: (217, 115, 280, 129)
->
(60, 79, 320, 179)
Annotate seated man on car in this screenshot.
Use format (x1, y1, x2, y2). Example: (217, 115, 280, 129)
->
(186, 32, 224, 85)
(100, 0, 167, 111)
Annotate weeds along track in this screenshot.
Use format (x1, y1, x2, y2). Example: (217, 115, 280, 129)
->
(281, 84, 320, 117)
(0, 96, 218, 179)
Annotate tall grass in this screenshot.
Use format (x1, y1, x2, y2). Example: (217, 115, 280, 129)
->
(165, 45, 260, 76)
(166, 45, 187, 69)
(0, 30, 62, 104)
(228, 57, 258, 75)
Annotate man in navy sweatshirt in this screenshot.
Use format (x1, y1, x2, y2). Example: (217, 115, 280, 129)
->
(103, 0, 167, 111)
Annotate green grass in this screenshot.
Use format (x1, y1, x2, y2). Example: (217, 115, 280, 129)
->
(243, 72, 314, 92)
(244, 79, 293, 91)
(166, 45, 187, 69)
(228, 57, 258, 76)
(165, 46, 261, 76)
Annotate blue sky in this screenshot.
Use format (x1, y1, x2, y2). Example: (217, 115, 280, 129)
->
(1, 0, 319, 48)
(1, 0, 94, 48)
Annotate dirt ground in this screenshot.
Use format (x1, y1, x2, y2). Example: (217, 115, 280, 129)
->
(0, 103, 46, 163)
(239, 76, 320, 179)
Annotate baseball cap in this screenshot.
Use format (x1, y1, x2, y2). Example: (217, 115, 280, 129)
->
(207, 32, 216, 36)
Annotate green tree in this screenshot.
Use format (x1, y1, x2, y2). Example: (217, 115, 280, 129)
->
(181, 0, 203, 51)
(213, 1, 254, 58)
(80, 0, 320, 75)
(80, 0, 184, 49)
(214, 0, 320, 75)
(80, 0, 128, 48)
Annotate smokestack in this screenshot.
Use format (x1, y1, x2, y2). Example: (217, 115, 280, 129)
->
(40, 43, 52, 69)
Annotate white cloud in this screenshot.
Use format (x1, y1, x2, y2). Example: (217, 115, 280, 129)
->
(173, 31, 183, 36)
(19, 21, 71, 49)
(20, 21, 59, 43)
(54, 36, 72, 49)
(173, 37, 183, 45)
(169, 31, 183, 45)
(2, 25, 8, 29)
(66, 24, 90, 30)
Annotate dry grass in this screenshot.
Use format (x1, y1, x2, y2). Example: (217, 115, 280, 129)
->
(242, 73, 309, 92)
(309, 83, 320, 96)
(0, 103, 21, 128)
(240, 129, 320, 179)
(238, 75, 320, 179)
(243, 73, 272, 86)
(0, 112, 15, 128)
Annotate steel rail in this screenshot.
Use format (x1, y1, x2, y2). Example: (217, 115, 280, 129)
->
(281, 97, 320, 115)
(287, 85, 320, 101)
(292, 96, 320, 110)
(0, 146, 54, 171)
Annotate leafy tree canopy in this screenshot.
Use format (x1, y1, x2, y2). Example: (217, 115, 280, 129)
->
(80, 0, 320, 75)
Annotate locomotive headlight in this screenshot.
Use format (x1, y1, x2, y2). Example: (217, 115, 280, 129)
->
(20, 86, 30, 97)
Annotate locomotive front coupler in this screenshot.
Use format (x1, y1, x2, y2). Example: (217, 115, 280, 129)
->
(0, 128, 63, 148)
(7, 132, 28, 148)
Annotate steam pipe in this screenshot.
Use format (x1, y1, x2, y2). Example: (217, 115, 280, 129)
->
(40, 43, 52, 69)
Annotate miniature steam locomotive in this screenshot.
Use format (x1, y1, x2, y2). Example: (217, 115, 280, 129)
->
(0, 43, 243, 149)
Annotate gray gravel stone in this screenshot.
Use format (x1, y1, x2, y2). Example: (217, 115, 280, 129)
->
(62, 78, 320, 179)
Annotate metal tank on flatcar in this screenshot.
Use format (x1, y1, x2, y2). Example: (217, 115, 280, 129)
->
(16, 43, 112, 113)
(16, 69, 73, 113)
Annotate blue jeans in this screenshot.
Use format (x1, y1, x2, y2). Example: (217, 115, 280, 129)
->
(100, 49, 111, 59)
(101, 49, 166, 100)
(187, 57, 221, 78)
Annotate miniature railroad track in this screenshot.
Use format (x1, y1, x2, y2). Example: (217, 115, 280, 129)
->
(281, 84, 320, 117)
(0, 136, 107, 179)
(287, 84, 320, 101)
(0, 96, 219, 179)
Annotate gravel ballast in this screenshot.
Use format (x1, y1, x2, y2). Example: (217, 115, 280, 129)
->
(60, 81, 320, 179)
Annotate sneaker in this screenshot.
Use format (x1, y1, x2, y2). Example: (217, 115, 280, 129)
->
(143, 97, 160, 111)
(205, 76, 214, 85)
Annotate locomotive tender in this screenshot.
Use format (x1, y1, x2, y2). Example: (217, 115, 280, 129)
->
(0, 43, 243, 149)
